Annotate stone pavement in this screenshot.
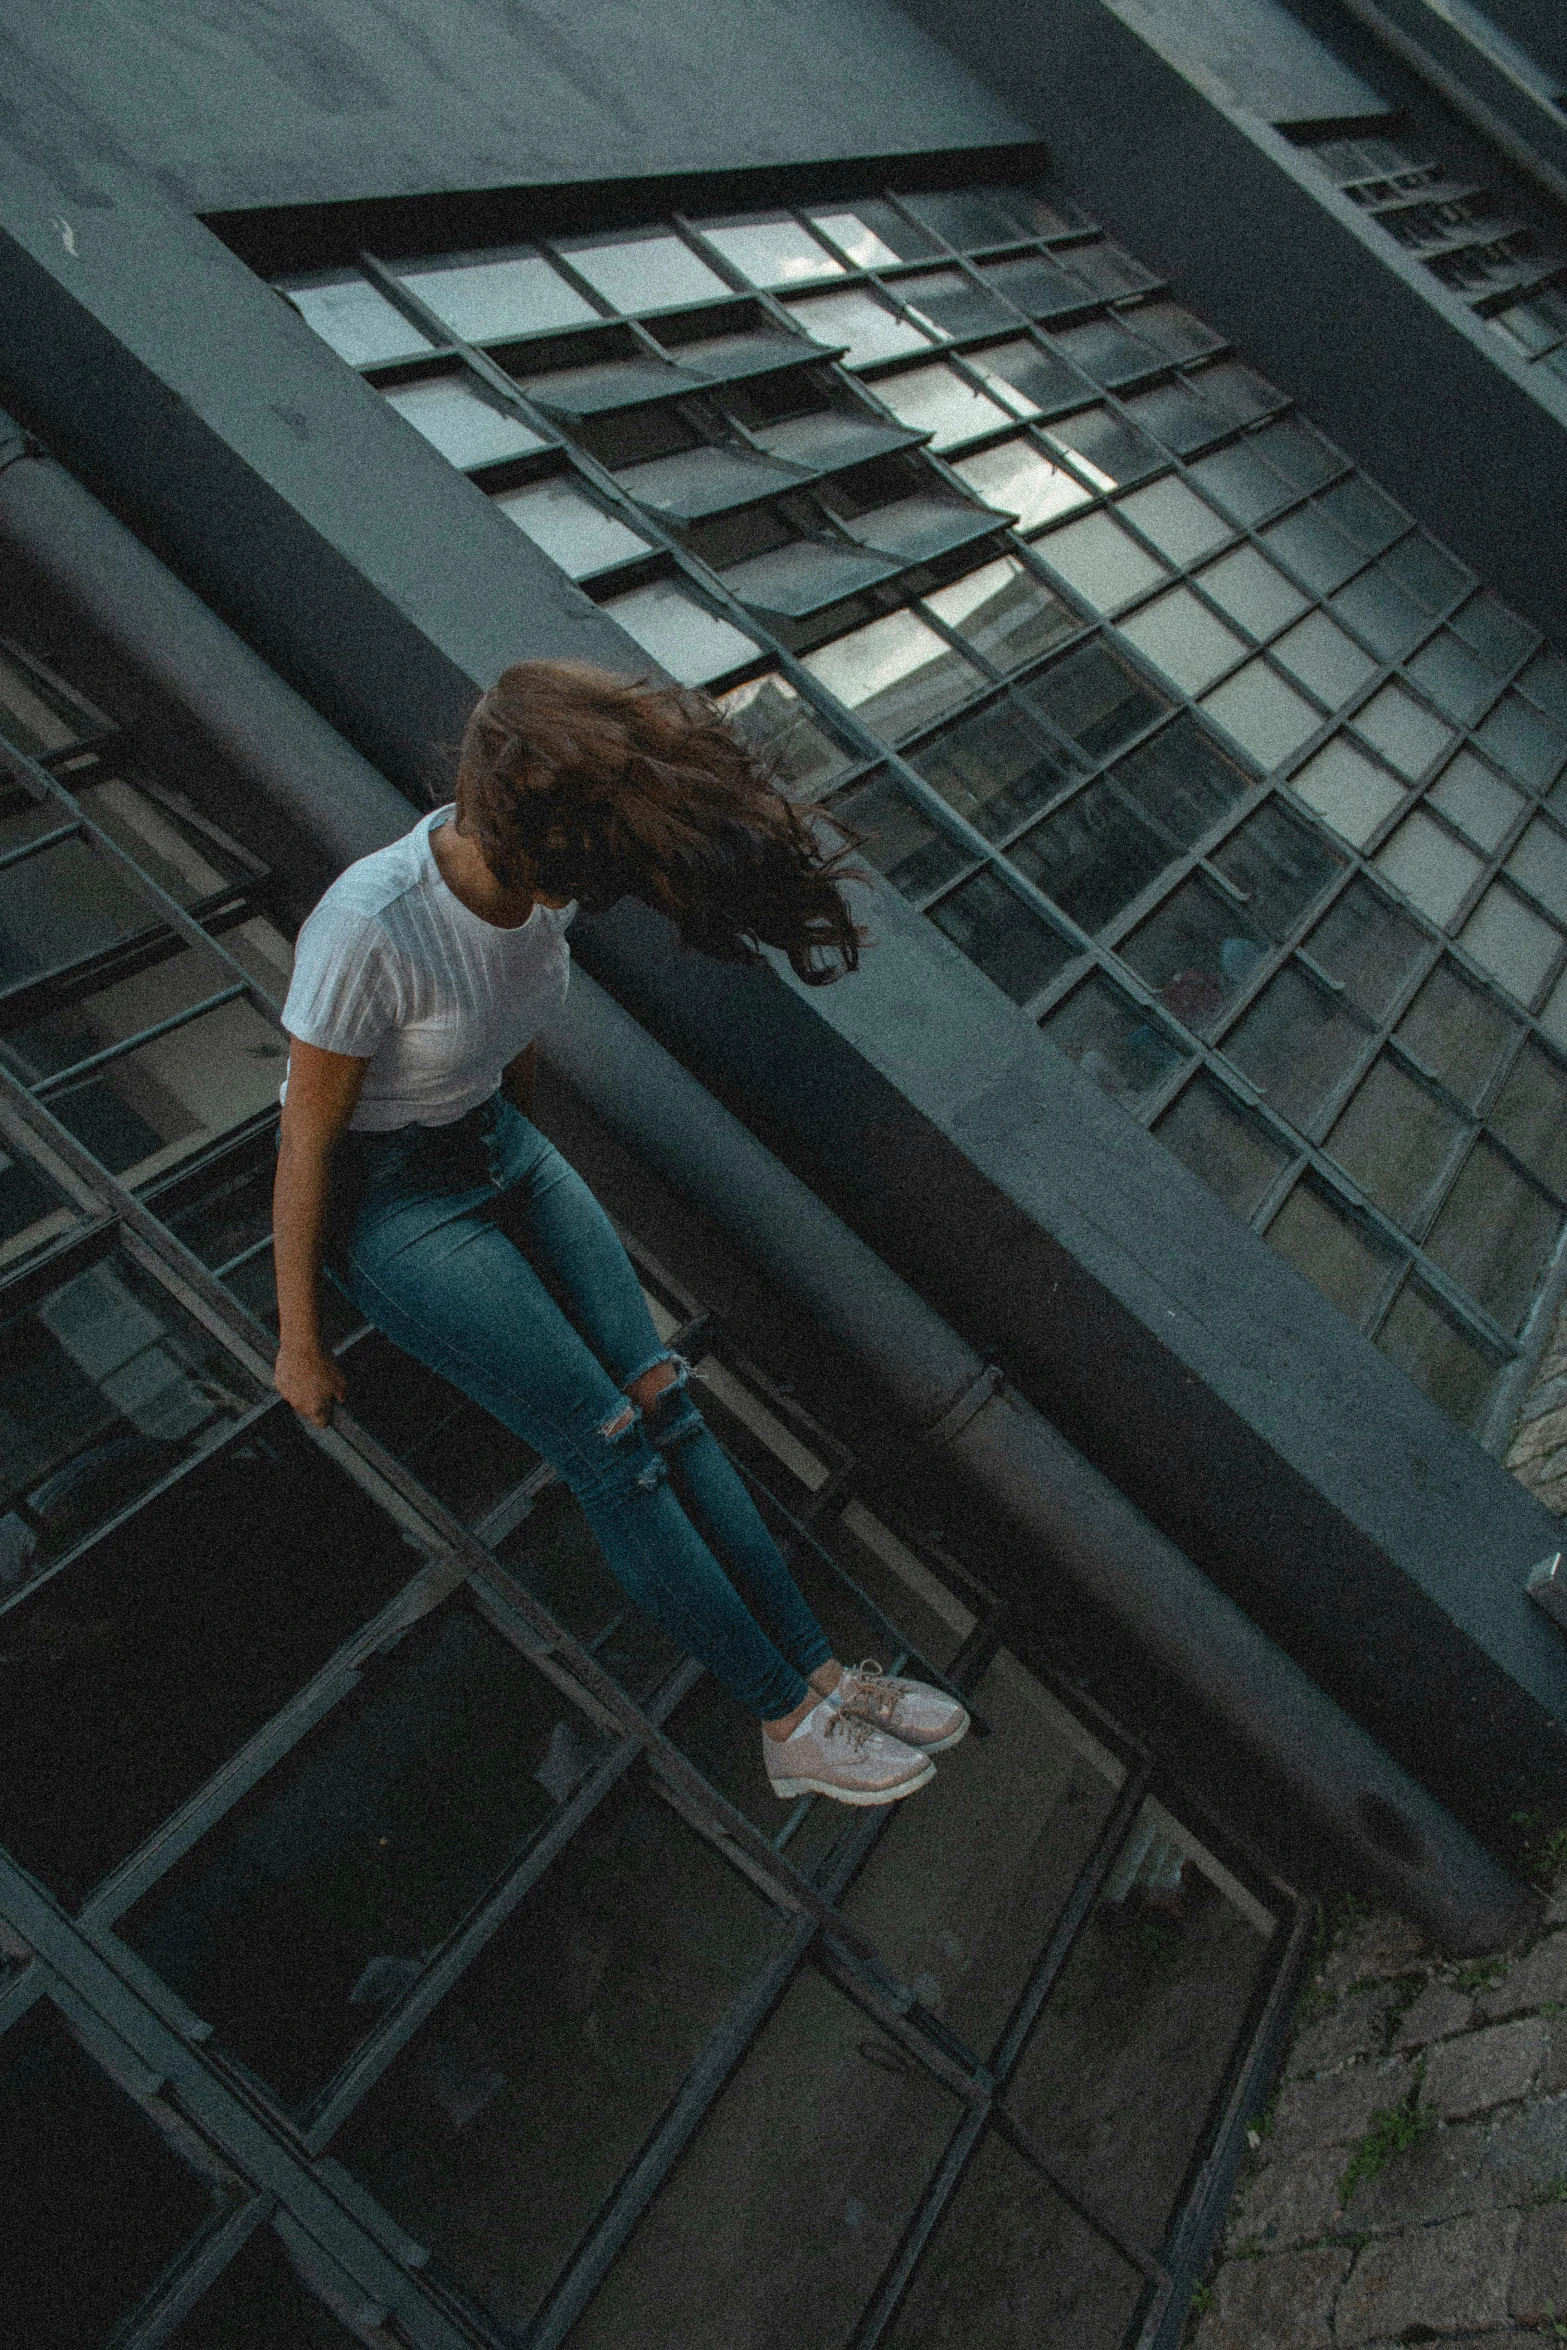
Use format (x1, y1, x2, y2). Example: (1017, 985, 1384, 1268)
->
(1186, 1865, 1567, 2349)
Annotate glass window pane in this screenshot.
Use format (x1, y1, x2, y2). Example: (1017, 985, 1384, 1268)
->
(1489, 1041, 1567, 1193)
(1289, 738, 1406, 846)
(1052, 313, 1160, 385)
(1260, 508, 1364, 595)
(979, 252, 1099, 318)
(1121, 299, 1224, 362)
(1519, 650, 1567, 729)
(829, 771, 975, 899)
(1188, 440, 1292, 526)
(1211, 799, 1344, 938)
(158, 2219, 368, 2349)
(1122, 379, 1226, 454)
(1352, 682, 1456, 780)
(492, 478, 649, 576)
(1112, 714, 1254, 846)
(1396, 961, 1517, 1106)
(964, 337, 1094, 419)
(1324, 1056, 1466, 1222)
(892, 269, 1016, 340)
(1252, 415, 1343, 490)
(1193, 357, 1287, 423)
(1506, 816, 1567, 922)
(1031, 512, 1168, 613)
(1477, 693, 1567, 789)
(1043, 974, 1191, 1105)
(1377, 1281, 1499, 1429)
(949, 438, 1092, 532)
(0, 832, 157, 983)
(1405, 631, 1502, 725)
(900, 187, 1026, 248)
(1041, 405, 1164, 489)
(1381, 531, 1470, 612)
(277, 272, 433, 366)
(1062, 242, 1160, 298)
(0, 1141, 78, 1275)
(1318, 475, 1406, 553)
(601, 582, 758, 686)
(1121, 877, 1270, 1033)
(609, 443, 803, 520)
(1374, 811, 1483, 926)
(336, 1781, 787, 2337)
(1156, 1077, 1291, 1214)
(696, 214, 844, 287)
(569, 1969, 961, 2350)
(1459, 882, 1563, 1005)
(0, 2004, 216, 2350)
(1011, 780, 1175, 933)
(555, 231, 730, 312)
(120, 1608, 603, 2108)
(921, 557, 1077, 671)
(78, 778, 238, 907)
(1307, 879, 1427, 1018)
(382, 377, 547, 469)
(808, 203, 940, 266)
(1116, 586, 1245, 693)
(1425, 749, 1524, 851)
(927, 869, 1076, 1000)
(1115, 476, 1232, 566)
(1329, 562, 1430, 659)
(1224, 966, 1372, 1127)
(394, 249, 596, 340)
(1425, 1142, 1561, 1332)
(1267, 1181, 1398, 1322)
(908, 701, 1078, 840)
(0, 651, 99, 755)
(1199, 661, 1322, 772)
(1451, 590, 1537, 674)
(870, 362, 1012, 449)
(787, 289, 938, 368)
(1195, 546, 1310, 640)
(1270, 610, 1378, 707)
(1018, 641, 1168, 762)
(802, 611, 985, 742)
(715, 674, 854, 800)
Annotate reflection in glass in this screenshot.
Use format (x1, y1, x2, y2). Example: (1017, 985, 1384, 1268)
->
(395, 250, 597, 340)
(1352, 682, 1455, 781)
(1308, 880, 1427, 1018)
(601, 583, 759, 686)
(1187, 441, 1292, 527)
(1032, 512, 1168, 614)
(569, 1970, 960, 2350)
(1396, 962, 1517, 1106)
(382, 378, 547, 470)
(1325, 1057, 1466, 1222)
(0, 1142, 77, 1273)
(1211, 800, 1344, 938)
(1065, 241, 1161, 297)
(1040, 406, 1164, 489)
(1427, 751, 1524, 851)
(829, 772, 974, 900)
(1044, 976, 1191, 1107)
(1114, 716, 1253, 845)
(808, 202, 941, 267)
(1269, 610, 1377, 707)
(1477, 696, 1567, 792)
(696, 215, 844, 288)
(927, 869, 1076, 1001)
(1329, 562, 1430, 659)
(1191, 358, 1286, 423)
(1119, 299, 1224, 362)
(1377, 1281, 1498, 1429)
(889, 270, 1016, 340)
(980, 252, 1099, 318)
(1425, 1143, 1560, 1333)
(964, 337, 1093, 419)
(277, 272, 434, 367)
(1265, 1183, 1397, 1324)
(801, 611, 984, 742)
(1318, 475, 1406, 553)
(1252, 416, 1342, 492)
(1053, 313, 1160, 385)
(1374, 811, 1483, 927)
(900, 188, 1026, 249)
(1406, 631, 1502, 725)
(1508, 826, 1567, 928)
(950, 438, 1092, 532)
(908, 702, 1077, 841)
(716, 674, 854, 799)
(1122, 878, 1269, 1034)
(1115, 477, 1232, 566)
(1156, 1078, 1290, 1215)
(1196, 546, 1309, 640)
(1122, 379, 1227, 455)
(1489, 1042, 1567, 1194)
(1224, 966, 1372, 1128)
(0, 650, 98, 755)
(492, 478, 650, 576)
(1116, 586, 1244, 694)
(1012, 779, 1175, 934)
(1520, 651, 1567, 728)
(1453, 591, 1537, 675)
(555, 231, 730, 312)
(1019, 641, 1167, 763)
(1289, 739, 1406, 847)
(787, 289, 938, 368)
(921, 557, 1077, 671)
(870, 363, 1013, 449)
(1199, 661, 1321, 773)
(1459, 882, 1563, 1006)
(336, 1782, 785, 2338)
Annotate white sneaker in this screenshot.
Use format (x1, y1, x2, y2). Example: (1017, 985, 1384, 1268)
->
(762, 1699, 936, 1806)
(831, 1659, 970, 1753)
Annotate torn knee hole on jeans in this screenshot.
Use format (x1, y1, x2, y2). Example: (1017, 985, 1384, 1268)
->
(598, 1401, 641, 1443)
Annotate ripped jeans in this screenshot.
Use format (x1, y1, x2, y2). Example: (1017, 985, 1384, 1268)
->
(324, 1092, 834, 1720)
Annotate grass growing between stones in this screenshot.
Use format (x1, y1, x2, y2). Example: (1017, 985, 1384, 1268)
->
(1509, 1806, 1567, 1886)
(1337, 2082, 1435, 2205)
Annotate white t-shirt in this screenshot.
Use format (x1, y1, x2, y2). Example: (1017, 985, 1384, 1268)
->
(280, 806, 572, 1131)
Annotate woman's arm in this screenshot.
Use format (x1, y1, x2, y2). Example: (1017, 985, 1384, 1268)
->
(273, 1039, 370, 1425)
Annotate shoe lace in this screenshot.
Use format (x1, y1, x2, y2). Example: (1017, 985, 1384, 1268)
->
(823, 1705, 877, 1753)
(840, 1659, 903, 1729)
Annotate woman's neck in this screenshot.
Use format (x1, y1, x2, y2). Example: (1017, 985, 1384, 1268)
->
(430, 814, 539, 930)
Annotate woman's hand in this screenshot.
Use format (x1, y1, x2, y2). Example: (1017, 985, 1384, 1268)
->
(274, 1340, 348, 1427)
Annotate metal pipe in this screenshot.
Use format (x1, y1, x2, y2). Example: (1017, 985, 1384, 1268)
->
(0, 420, 1534, 1953)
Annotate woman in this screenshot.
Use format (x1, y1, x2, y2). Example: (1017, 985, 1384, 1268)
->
(272, 659, 967, 1806)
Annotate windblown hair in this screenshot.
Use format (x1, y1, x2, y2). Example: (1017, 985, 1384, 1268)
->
(453, 659, 864, 984)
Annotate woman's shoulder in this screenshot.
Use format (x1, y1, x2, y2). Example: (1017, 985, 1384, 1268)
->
(303, 827, 429, 936)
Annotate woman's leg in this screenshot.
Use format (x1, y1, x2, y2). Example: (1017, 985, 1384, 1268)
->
(486, 1105, 836, 1687)
(337, 1170, 813, 1722)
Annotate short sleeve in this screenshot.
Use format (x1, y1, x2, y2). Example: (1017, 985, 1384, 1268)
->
(281, 900, 401, 1060)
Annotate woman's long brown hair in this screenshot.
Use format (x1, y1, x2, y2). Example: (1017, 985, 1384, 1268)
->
(454, 660, 865, 984)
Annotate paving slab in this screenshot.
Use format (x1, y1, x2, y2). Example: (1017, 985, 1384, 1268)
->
(1225, 2148, 1345, 2252)
(1393, 1977, 1475, 2047)
(1286, 1987, 1397, 2077)
(1190, 2244, 1350, 2350)
(1477, 1932, 1567, 2021)
(1269, 2060, 1413, 2160)
(1424, 2018, 1550, 2119)
(1333, 2208, 1521, 2343)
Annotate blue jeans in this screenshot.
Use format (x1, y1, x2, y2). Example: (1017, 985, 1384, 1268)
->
(323, 1093, 834, 1720)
